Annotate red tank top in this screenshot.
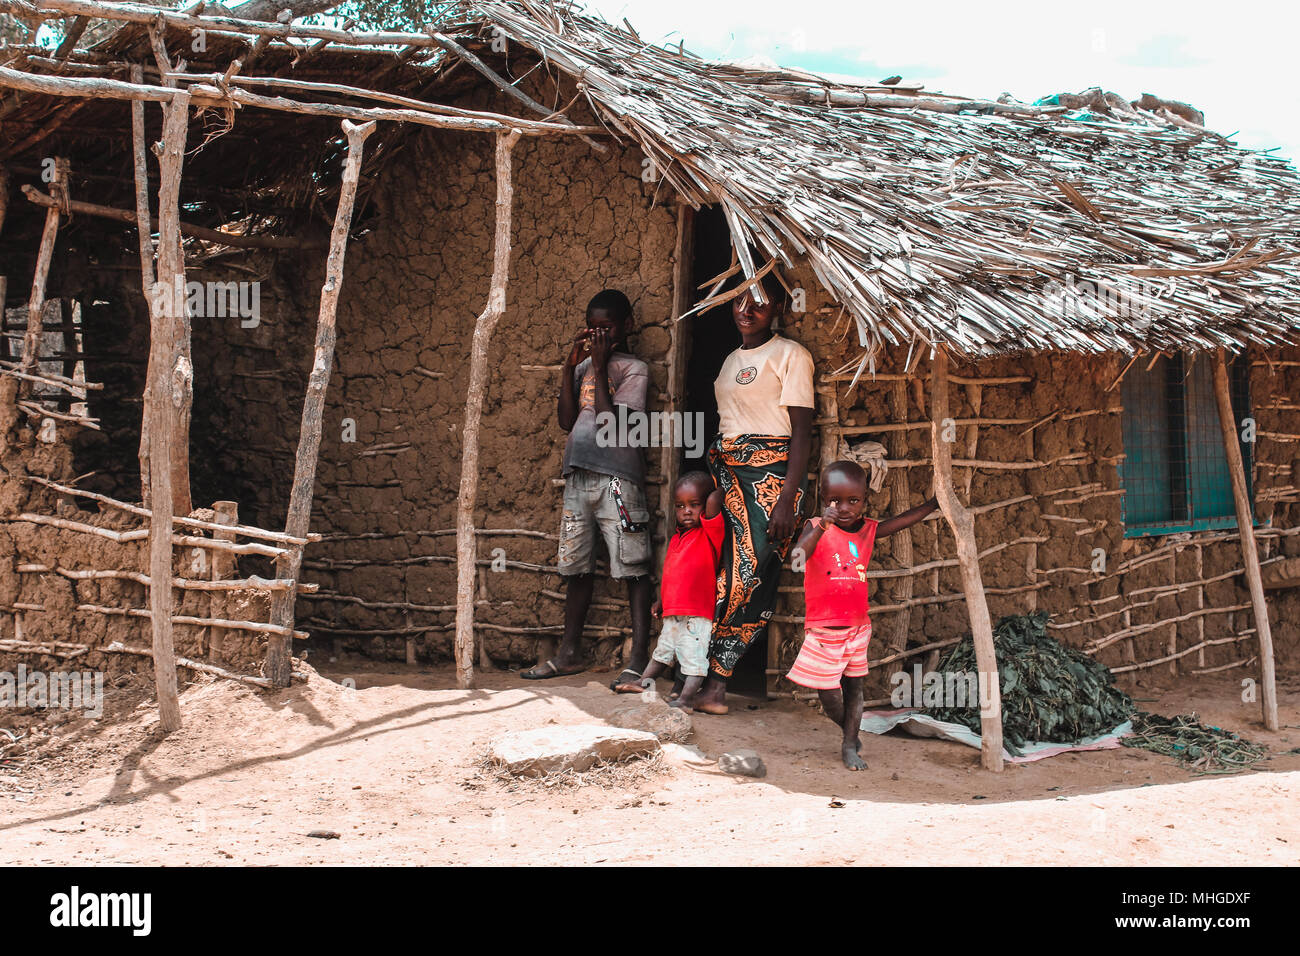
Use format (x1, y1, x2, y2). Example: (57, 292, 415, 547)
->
(803, 520, 878, 627)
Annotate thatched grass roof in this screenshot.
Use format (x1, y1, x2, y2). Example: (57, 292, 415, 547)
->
(3, 0, 1299, 361)
(468, 2, 1300, 361)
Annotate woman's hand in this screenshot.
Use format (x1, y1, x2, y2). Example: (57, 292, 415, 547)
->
(651, 600, 663, 618)
(769, 496, 797, 543)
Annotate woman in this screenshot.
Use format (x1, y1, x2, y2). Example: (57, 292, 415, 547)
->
(692, 271, 814, 715)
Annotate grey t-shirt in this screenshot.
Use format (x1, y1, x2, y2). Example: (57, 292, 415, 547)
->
(562, 353, 649, 485)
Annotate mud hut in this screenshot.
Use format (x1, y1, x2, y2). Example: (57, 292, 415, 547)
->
(2, 0, 1298, 768)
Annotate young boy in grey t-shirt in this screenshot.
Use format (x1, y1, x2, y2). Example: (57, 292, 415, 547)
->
(522, 290, 653, 683)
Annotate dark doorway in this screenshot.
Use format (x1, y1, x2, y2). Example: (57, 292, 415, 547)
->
(682, 206, 741, 473)
(683, 206, 767, 696)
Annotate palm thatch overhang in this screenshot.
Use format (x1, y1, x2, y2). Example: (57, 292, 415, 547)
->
(473, 3, 1300, 363)
(2, 0, 1299, 363)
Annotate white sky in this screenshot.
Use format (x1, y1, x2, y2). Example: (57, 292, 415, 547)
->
(585, 0, 1299, 166)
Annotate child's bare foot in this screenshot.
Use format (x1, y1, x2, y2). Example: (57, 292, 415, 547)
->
(671, 675, 705, 711)
(842, 742, 868, 771)
(691, 678, 728, 715)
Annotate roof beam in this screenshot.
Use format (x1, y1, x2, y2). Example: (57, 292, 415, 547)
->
(0, 0, 442, 48)
(0, 65, 610, 137)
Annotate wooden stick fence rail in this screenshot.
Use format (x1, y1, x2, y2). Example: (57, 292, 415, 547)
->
(1108, 631, 1256, 674)
(22, 475, 317, 544)
(0, 638, 88, 659)
(101, 641, 273, 689)
(78, 604, 307, 639)
(302, 621, 631, 639)
(13, 513, 288, 556)
(17, 563, 309, 593)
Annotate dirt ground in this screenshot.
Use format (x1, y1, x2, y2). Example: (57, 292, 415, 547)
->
(1, 659, 1298, 866)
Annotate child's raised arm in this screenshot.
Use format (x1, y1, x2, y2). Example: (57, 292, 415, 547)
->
(705, 488, 724, 518)
(878, 495, 939, 538)
(793, 506, 836, 563)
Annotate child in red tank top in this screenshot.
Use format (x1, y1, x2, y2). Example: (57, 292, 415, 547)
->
(790, 460, 938, 771)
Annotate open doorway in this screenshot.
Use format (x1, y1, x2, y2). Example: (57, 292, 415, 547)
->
(682, 205, 741, 474)
(682, 206, 768, 696)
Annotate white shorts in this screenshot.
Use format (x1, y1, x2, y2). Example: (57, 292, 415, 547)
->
(651, 615, 712, 677)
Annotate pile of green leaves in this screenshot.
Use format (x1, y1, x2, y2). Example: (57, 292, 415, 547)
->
(925, 612, 1135, 755)
(1120, 712, 1269, 774)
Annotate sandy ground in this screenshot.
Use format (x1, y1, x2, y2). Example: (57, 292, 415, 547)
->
(2, 658, 1298, 866)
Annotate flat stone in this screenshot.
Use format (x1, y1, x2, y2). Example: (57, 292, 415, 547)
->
(489, 724, 660, 777)
(606, 697, 694, 743)
(662, 742, 709, 764)
(718, 749, 767, 778)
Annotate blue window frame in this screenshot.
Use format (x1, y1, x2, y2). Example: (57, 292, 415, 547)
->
(1118, 353, 1251, 537)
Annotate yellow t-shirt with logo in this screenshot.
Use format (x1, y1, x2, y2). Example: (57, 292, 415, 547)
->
(714, 334, 815, 438)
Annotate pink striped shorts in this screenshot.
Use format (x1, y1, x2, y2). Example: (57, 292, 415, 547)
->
(787, 621, 872, 689)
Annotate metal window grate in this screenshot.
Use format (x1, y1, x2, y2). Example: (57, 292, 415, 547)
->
(1119, 353, 1251, 537)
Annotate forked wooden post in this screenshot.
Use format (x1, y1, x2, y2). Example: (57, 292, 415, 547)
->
(265, 119, 377, 688)
(454, 129, 522, 689)
(930, 348, 1003, 771)
(1211, 348, 1278, 730)
(142, 91, 192, 733)
(21, 156, 69, 387)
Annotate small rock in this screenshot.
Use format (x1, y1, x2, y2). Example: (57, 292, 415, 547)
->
(306, 830, 340, 840)
(718, 749, 766, 778)
(606, 698, 694, 743)
(662, 742, 709, 764)
(489, 725, 660, 777)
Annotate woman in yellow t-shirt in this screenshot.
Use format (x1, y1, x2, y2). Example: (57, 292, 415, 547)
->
(692, 271, 814, 716)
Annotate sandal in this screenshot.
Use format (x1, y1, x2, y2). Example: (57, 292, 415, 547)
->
(521, 659, 586, 680)
(609, 668, 643, 693)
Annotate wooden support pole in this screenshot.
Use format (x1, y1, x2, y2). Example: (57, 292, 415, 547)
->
(265, 119, 376, 688)
(208, 500, 237, 663)
(131, 63, 155, 508)
(143, 91, 190, 733)
(1212, 348, 1278, 730)
(151, 104, 193, 517)
(640, 200, 695, 669)
(454, 129, 522, 690)
(886, 379, 915, 654)
(21, 155, 67, 386)
(930, 348, 1003, 771)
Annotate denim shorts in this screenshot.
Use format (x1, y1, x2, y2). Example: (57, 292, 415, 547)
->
(557, 468, 652, 579)
(651, 615, 712, 676)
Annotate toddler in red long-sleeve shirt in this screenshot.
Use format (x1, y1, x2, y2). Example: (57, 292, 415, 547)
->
(612, 472, 724, 709)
